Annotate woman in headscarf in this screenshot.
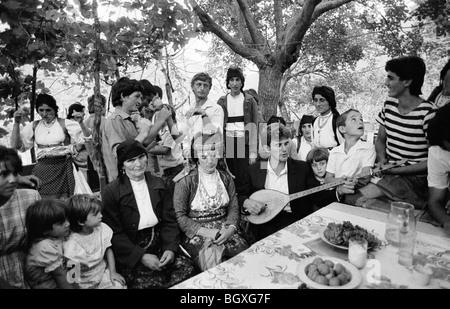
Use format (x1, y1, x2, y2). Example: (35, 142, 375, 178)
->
(173, 130, 249, 271)
(101, 139, 196, 289)
(311, 86, 342, 149)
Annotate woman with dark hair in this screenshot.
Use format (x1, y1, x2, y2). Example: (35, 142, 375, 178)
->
(311, 85, 342, 149)
(173, 130, 249, 271)
(428, 59, 450, 108)
(10, 93, 91, 199)
(101, 139, 196, 288)
(296, 114, 315, 161)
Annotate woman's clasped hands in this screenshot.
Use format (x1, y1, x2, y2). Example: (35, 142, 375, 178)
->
(141, 251, 175, 271)
(214, 224, 236, 246)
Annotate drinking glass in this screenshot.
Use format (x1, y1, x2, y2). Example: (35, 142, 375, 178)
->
(398, 230, 416, 267)
(385, 202, 416, 247)
(348, 237, 368, 269)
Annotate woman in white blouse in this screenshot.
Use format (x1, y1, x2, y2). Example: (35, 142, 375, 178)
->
(10, 93, 91, 199)
(311, 86, 342, 149)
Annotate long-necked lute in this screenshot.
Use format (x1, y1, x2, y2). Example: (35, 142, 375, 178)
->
(246, 159, 407, 224)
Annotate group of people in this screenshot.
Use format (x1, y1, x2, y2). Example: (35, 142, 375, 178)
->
(1, 54, 450, 289)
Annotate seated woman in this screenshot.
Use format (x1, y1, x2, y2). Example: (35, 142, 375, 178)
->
(173, 130, 249, 271)
(101, 139, 196, 289)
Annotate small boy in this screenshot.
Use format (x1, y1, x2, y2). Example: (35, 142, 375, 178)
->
(306, 147, 343, 209)
(325, 109, 375, 188)
(306, 147, 330, 186)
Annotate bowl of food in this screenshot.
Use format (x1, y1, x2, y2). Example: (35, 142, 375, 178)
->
(296, 256, 362, 289)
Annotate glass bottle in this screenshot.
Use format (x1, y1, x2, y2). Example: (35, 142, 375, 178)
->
(384, 202, 416, 247)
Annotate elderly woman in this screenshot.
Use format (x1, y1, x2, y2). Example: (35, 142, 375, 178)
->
(10, 93, 91, 199)
(173, 130, 249, 272)
(101, 139, 196, 289)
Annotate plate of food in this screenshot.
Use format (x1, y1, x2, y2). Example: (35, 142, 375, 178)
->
(319, 221, 382, 250)
(296, 256, 362, 289)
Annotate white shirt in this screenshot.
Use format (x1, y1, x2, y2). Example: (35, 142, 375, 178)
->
(265, 161, 291, 212)
(297, 136, 313, 161)
(187, 98, 224, 139)
(312, 113, 336, 148)
(129, 179, 159, 230)
(326, 139, 376, 178)
(225, 93, 245, 137)
(19, 119, 87, 159)
(427, 145, 450, 189)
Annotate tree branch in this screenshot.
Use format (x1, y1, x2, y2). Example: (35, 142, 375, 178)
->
(235, 0, 266, 47)
(232, 1, 253, 46)
(312, 0, 353, 21)
(283, 0, 321, 64)
(189, 0, 262, 63)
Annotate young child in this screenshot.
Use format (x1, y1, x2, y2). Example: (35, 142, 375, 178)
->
(64, 194, 126, 289)
(25, 199, 76, 289)
(325, 109, 375, 188)
(306, 147, 340, 209)
(306, 147, 330, 186)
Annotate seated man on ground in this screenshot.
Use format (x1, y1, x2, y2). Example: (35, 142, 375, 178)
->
(345, 55, 437, 211)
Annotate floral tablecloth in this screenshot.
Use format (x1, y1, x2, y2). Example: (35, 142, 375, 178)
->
(172, 203, 450, 289)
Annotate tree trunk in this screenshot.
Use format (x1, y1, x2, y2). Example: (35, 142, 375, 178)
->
(257, 65, 283, 122)
(92, 0, 107, 194)
(278, 101, 290, 122)
(30, 65, 38, 163)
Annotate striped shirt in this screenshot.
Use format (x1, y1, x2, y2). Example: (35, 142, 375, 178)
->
(376, 99, 437, 164)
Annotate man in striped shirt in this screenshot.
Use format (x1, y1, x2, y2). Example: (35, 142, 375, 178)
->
(346, 55, 437, 210)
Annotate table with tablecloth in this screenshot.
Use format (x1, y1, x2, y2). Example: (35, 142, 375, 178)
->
(172, 202, 450, 289)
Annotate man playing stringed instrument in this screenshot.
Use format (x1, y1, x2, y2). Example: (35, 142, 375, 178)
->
(237, 123, 355, 241)
(346, 56, 437, 210)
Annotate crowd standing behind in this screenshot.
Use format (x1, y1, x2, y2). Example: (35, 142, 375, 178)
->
(2, 54, 450, 289)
